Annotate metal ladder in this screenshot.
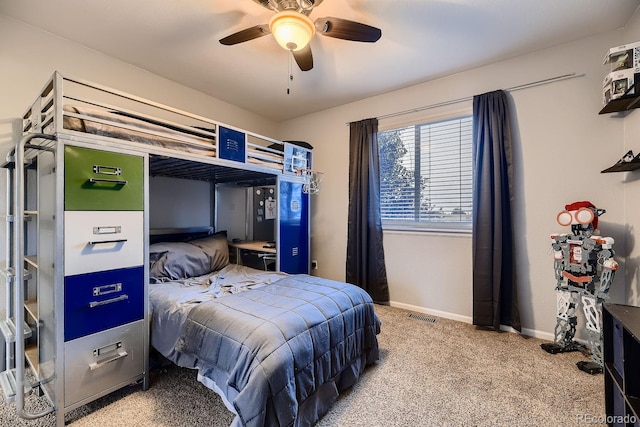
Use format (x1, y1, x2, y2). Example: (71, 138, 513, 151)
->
(0, 134, 56, 420)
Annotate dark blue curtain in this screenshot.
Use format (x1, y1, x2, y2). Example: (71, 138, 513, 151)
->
(346, 118, 390, 304)
(472, 90, 521, 331)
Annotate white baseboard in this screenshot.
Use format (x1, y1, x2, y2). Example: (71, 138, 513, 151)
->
(500, 325, 555, 341)
(389, 300, 472, 324)
(389, 300, 556, 341)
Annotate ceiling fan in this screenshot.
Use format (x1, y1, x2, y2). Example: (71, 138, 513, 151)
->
(219, 0, 382, 71)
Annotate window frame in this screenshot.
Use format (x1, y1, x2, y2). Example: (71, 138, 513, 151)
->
(378, 106, 473, 234)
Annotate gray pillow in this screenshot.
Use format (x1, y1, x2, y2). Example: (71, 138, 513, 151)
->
(189, 231, 229, 272)
(149, 242, 211, 280)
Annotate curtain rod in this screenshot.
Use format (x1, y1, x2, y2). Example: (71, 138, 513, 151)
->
(356, 72, 580, 123)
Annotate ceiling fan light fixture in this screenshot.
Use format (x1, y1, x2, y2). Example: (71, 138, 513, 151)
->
(269, 11, 315, 51)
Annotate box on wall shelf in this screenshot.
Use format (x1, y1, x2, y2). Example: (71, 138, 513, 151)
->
(603, 41, 640, 73)
(602, 41, 640, 105)
(603, 69, 639, 105)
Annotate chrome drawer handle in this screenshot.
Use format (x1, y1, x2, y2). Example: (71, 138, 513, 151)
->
(87, 178, 128, 185)
(88, 294, 128, 308)
(93, 165, 122, 176)
(88, 350, 128, 371)
(88, 238, 128, 245)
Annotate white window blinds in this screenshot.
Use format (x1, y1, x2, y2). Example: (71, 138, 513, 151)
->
(378, 115, 473, 231)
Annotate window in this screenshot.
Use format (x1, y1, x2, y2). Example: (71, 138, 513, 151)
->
(378, 115, 473, 232)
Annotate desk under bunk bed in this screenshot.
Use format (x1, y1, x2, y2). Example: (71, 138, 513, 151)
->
(0, 72, 373, 426)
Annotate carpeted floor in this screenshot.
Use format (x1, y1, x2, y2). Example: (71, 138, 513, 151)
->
(0, 304, 605, 426)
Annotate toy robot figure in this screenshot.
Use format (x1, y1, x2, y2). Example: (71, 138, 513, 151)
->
(541, 201, 618, 374)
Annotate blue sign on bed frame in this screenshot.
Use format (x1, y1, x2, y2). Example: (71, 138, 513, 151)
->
(218, 126, 246, 163)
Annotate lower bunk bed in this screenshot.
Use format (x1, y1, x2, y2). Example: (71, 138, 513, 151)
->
(147, 235, 381, 427)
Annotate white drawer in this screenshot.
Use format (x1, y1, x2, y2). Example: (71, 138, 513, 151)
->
(64, 320, 145, 407)
(64, 211, 144, 276)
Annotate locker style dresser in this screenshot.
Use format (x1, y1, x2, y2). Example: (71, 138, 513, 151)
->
(1, 139, 149, 426)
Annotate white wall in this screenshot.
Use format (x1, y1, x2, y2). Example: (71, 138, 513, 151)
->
(149, 177, 212, 229)
(279, 30, 633, 339)
(216, 186, 249, 241)
(0, 15, 279, 136)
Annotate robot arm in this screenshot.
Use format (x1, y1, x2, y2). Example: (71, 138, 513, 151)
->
(598, 255, 618, 296)
(593, 236, 617, 297)
(551, 236, 566, 286)
(553, 259, 564, 284)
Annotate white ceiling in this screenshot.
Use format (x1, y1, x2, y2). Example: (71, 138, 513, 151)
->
(2, 0, 640, 122)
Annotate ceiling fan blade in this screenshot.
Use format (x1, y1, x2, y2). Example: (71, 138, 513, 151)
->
(292, 45, 313, 71)
(219, 25, 270, 45)
(315, 17, 381, 42)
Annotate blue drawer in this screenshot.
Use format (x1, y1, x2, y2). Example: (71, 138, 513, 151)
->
(64, 266, 144, 341)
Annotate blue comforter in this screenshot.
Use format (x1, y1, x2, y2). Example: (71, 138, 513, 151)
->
(174, 274, 381, 427)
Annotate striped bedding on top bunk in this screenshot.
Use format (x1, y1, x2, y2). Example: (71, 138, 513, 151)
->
(62, 104, 284, 170)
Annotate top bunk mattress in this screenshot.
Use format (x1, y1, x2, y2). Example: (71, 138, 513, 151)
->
(63, 104, 217, 157)
(20, 73, 302, 175)
(62, 104, 285, 171)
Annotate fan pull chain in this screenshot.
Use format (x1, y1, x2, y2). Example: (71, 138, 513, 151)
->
(287, 53, 293, 95)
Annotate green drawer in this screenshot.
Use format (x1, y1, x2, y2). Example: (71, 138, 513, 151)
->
(65, 146, 143, 211)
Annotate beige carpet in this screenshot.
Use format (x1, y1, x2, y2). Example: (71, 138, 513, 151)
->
(0, 304, 605, 426)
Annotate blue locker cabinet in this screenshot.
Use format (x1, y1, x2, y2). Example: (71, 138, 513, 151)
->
(279, 179, 310, 274)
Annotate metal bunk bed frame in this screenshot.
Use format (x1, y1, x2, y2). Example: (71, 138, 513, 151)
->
(0, 71, 312, 426)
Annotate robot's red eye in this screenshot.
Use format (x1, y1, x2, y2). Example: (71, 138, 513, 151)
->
(557, 210, 572, 226)
(575, 207, 594, 225)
